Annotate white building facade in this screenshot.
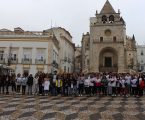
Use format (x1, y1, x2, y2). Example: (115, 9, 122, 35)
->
(45, 27, 75, 73)
(137, 45, 145, 72)
(0, 28, 59, 76)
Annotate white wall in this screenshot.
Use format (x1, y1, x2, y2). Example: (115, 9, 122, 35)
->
(137, 45, 145, 72)
(0, 41, 50, 75)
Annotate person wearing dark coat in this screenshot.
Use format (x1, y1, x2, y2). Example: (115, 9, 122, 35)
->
(50, 71, 58, 96)
(1, 75, 6, 94)
(0, 75, 2, 94)
(5, 75, 10, 94)
(11, 74, 16, 94)
(27, 74, 33, 95)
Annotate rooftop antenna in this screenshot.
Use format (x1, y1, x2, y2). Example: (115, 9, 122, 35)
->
(51, 20, 53, 29)
(54, 21, 57, 27)
(118, 9, 120, 14)
(50, 20, 57, 39)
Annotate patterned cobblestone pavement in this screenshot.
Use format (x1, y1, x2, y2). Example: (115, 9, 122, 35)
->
(0, 95, 145, 120)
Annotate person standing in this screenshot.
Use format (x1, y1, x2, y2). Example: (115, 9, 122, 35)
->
(138, 74, 145, 97)
(125, 73, 131, 96)
(89, 74, 95, 96)
(107, 75, 112, 96)
(21, 74, 27, 95)
(16, 73, 22, 94)
(56, 75, 63, 95)
(0, 75, 2, 94)
(38, 74, 43, 95)
(62, 74, 68, 96)
(84, 75, 90, 96)
(44, 74, 50, 96)
(27, 74, 33, 95)
(95, 74, 102, 96)
(72, 74, 78, 96)
(120, 76, 127, 96)
(101, 75, 108, 96)
(5, 75, 10, 94)
(131, 75, 138, 97)
(78, 74, 84, 96)
(34, 74, 39, 95)
(111, 75, 117, 97)
(11, 74, 16, 94)
(51, 71, 57, 96)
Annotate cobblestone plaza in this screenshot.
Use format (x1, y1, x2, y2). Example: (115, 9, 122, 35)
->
(0, 95, 145, 120)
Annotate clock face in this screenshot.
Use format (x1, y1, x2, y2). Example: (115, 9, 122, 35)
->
(105, 29, 111, 36)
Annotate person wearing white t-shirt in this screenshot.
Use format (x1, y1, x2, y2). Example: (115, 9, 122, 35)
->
(44, 74, 50, 96)
(120, 77, 126, 96)
(16, 73, 22, 94)
(84, 76, 90, 95)
(89, 75, 95, 96)
(131, 76, 138, 96)
(125, 73, 131, 96)
(111, 75, 117, 96)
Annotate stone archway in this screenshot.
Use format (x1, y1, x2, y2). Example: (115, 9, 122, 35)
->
(99, 47, 118, 72)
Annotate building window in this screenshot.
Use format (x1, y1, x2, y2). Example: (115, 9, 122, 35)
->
(87, 59, 89, 65)
(113, 36, 116, 42)
(68, 67, 69, 73)
(102, 15, 107, 23)
(36, 49, 45, 61)
(23, 49, 32, 61)
(100, 37, 103, 42)
(11, 54, 17, 60)
(64, 66, 66, 72)
(0, 50, 4, 60)
(105, 29, 111, 36)
(141, 51, 144, 55)
(109, 15, 114, 23)
(141, 66, 144, 71)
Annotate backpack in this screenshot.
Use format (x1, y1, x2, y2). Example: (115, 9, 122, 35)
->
(140, 80, 145, 89)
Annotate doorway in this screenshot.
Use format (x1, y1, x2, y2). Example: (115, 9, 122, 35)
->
(105, 57, 112, 67)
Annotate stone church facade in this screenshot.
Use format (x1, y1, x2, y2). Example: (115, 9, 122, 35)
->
(81, 0, 137, 73)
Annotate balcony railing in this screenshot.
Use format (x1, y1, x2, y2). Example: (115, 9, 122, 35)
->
(35, 59, 46, 64)
(99, 66, 118, 72)
(52, 60, 58, 68)
(10, 58, 18, 64)
(0, 58, 5, 64)
(22, 58, 32, 64)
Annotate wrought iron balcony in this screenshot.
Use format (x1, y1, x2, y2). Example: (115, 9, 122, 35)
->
(22, 58, 32, 64)
(52, 60, 58, 68)
(35, 59, 46, 64)
(99, 66, 118, 72)
(10, 58, 18, 64)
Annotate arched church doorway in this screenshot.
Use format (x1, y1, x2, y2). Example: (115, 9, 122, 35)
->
(99, 47, 118, 72)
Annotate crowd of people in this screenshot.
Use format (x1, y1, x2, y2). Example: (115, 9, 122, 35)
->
(0, 71, 145, 98)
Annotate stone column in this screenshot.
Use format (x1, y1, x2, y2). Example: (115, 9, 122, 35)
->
(32, 47, 36, 64)
(5, 47, 9, 63)
(118, 48, 125, 73)
(18, 47, 23, 64)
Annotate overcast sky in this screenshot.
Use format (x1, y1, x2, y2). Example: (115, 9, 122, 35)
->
(0, 0, 144, 45)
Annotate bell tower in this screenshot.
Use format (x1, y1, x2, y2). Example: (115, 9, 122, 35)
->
(89, 0, 127, 73)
